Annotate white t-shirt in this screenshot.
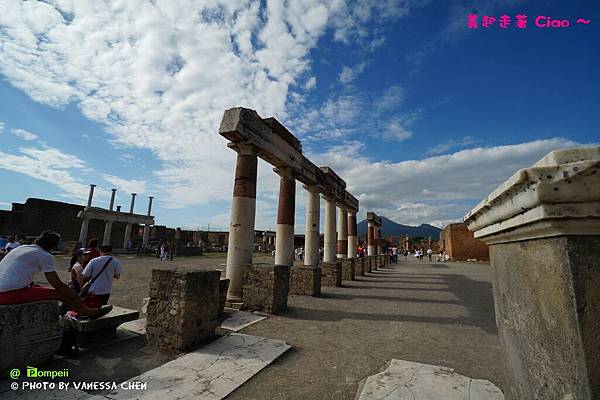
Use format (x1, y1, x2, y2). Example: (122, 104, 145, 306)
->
(82, 255, 122, 295)
(0, 245, 56, 292)
(4, 241, 21, 251)
(427, 249, 432, 254)
(392, 247, 398, 255)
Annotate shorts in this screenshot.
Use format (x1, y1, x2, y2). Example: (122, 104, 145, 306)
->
(0, 286, 56, 305)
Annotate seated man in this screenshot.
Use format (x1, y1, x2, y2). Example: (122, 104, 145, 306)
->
(82, 245, 121, 305)
(0, 230, 104, 317)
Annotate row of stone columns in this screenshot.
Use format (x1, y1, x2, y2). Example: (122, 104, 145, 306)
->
(78, 184, 154, 248)
(367, 212, 383, 255)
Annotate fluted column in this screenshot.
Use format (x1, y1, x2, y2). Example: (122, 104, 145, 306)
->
(304, 186, 320, 267)
(78, 219, 89, 244)
(347, 211, 357, 258)
(274, 167, 296, 267)
(336, 206, 348, 259)
(225, 144, 258, 302)
(323, 196, 336, 262)
(102, 220, 113, 246)
(367, 221, 375, 256)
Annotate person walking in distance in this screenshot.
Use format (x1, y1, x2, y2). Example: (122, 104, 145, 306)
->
(82, 245, 122, 305)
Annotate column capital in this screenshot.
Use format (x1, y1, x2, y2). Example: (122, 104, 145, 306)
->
(273, 166, 295, 178)
(228, 142, 256, 156)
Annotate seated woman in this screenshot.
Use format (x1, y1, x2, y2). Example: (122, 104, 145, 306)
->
(0, 230, 107, 318)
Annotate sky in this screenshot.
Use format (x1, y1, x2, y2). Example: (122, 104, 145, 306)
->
(0, 0, 598, 233)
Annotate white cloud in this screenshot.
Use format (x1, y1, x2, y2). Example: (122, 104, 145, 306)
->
(425, 136, 478, 156)
(102, 174, 147, 195)
(304, 76, 317, 90)
(11, 128, 39, 141)
(310, 138, 589, 226)
(339, 62, 368, 84)
(0, 145, 88, 200)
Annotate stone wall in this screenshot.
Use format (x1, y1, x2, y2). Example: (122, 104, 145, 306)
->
(321, 261, 342, 287)
(289, 266, 321, 296)
(490, 236, 600, 400)
(146, 269, 220, 352)
(357, 257, 365, 276)
(341, 259, 355, 281)
(0, 301, 62, 373)
(243, 263, 289, 313)
(439, 223, 489, 261)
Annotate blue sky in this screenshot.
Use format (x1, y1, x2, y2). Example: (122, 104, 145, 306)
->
(0, 0, 598, 232)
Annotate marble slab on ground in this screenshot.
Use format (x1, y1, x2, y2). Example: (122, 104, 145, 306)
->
(119, 318, 147, 335)
(357, 359, 504, 400)
(220, 311, 267, 332)
(104, 333, 290, 399)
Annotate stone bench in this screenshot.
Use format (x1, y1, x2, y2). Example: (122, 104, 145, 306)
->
(62, 306, 139, 346)
(0, 301, 62, 374)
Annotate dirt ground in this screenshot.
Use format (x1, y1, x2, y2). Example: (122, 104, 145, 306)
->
(17, 255, 502, 399)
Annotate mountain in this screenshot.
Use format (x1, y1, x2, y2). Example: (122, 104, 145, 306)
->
(357, 216, 441, 240)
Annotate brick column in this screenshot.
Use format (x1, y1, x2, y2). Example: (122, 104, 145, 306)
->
(225, 144, 258, 302)
(347, 210, 357, 258)
(323, 196, 336, 262)
(274, 167, 295, 267)
(336, 206, 348, 259)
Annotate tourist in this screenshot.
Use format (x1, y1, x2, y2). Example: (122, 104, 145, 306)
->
(4, 236, 21, 254)
(85, 238, 101, 260)
(69, 249, 91, 294)
(391, 246, 398, 263)
(427, 248, 433, 262)
(404, 249, 408, 261)
(439, 249, 444, 262)
(160, 242, 169, 261)
(82, 245, 122, 305)
(0, 230, 104, 316)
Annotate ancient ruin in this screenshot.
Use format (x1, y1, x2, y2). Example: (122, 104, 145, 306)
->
(464, 147, 600, 400)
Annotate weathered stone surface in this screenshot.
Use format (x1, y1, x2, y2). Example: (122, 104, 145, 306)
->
(365, 256, 373, 273)
(219, 278, 230, 314)
(0, 301, 62, 373)
(341, 258, 355, 281)
(321, 261, 342, 287)
(489, 236, 599, 400)
(62, 306, 139, 346)
(357, 257, 365, 276)
(357, 359, 504, 400)
(289, 265, 321, 296)
(243, 263, 289, 314)
(146, 268, 221, 352)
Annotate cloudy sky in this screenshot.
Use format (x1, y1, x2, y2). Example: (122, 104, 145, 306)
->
(0, 0, 598, 232)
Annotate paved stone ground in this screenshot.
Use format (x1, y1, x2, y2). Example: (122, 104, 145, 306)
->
(22, 255, 502, 399)
(228, 259, 503, 400)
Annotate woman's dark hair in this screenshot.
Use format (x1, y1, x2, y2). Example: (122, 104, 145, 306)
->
(87, 238, 100, 249)
(34, 230, 61, 252)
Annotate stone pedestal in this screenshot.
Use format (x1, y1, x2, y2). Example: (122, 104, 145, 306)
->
(357, 258, 365, 276)
(341, 258, 355, 281)
(365, 256, 372, 273)
(290, 265, 321, 296)
(0, 301, 62, 373)
(464, 147, 600, 400)
(321, 261, 342, 287)
(146, 269, 221, 352)
(243, 263, 289, 314)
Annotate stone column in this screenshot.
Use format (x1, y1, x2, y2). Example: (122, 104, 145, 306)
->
(109, 188, 117, 211)
(336, 206, 348, 259)
(86, 184, 96, 207)
(225, 144, 258, 302)
(274, 167, 295, 267)
(304, 186, 320, 267)
(367, 221, 375, 256)
(129, 193, 137, 214)
(78, 219, 89, 244)
(102, 220, 113, 246)
(464, 147, 600, 400)
(323, 196, 336, 262)
(347, 210, 357, 258)
(375, 226, 381, 254)
(142, 196, 153, 248)
(123, 224, 132, 249)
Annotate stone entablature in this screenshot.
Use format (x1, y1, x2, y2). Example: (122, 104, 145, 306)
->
(464, 147, 600, 244)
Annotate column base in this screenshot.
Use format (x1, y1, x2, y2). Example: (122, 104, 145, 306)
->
(321, 261, 342, 287)
(242, 264, 289, 314)
(341, 258, 355, 281)
(290, 265, 321, 296)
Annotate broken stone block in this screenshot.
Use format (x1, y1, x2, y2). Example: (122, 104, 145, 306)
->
(242, 263, 289, 314)
(289, 265, 321, 296)
(321, 261, 342, 287)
